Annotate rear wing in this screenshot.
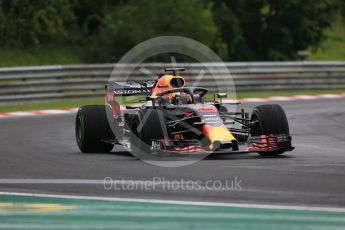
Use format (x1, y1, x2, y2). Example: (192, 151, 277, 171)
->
(106, 81, 155, 96)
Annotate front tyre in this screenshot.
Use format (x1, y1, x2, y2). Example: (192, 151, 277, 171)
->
(130, 109, 165, 158)
(75, 105, 114, 153)
(250, 104, 289, 156)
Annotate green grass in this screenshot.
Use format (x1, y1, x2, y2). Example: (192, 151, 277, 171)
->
(308, 15, 345, 60)
(0, 46, 83, 67)
(0, 89, 343, 113)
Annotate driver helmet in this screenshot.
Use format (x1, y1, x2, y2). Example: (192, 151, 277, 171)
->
(151, 74, 185, 101)
(172, 92, 192, 105)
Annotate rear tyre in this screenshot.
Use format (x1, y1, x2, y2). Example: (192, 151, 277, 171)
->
(75, 105, 114, 153)
(250, 104, 289, 156)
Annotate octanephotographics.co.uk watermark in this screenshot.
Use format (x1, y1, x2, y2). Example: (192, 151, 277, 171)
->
(103, 177, 242, 191)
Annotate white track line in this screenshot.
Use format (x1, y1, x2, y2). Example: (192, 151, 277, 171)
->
(265, 96, 296, 101)
(38, 109, 76, 114)
(1, 191, 345, 213)
(292, 95, 319, 100)
(318, 94, 343, 99)
(240, 98, 268, 103)
(4, 112, 37, 116)
(0, 179, 105, 184)
(222, 99, 240, 103)
(0, 178, 239, 192)
(0, 178, 215, 185)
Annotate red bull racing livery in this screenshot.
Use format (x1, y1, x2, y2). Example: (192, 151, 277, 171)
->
(75, 67, 294, 157)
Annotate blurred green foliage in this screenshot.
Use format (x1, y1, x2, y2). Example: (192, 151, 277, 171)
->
(0, 0, 342, 64)
(309, 14, 345, 60)
(213, 0, 339, 60)
(85, 0, 222, 62)
(0, 0, 75, 47)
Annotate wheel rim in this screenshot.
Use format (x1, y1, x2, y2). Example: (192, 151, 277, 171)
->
(250, 112, 262, 136)
(76, 114, 84, 144)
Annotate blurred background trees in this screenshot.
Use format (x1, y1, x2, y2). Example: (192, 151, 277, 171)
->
(0, 0, 343, 65)
(213, 0, 338, 60)
(0, 0, 75, 47)
(84, 0, 220, 62)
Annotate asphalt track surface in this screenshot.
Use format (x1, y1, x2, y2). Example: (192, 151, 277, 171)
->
(0, 98, 345, 208)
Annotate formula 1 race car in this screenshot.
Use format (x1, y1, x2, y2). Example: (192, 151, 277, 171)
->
(75, 67, 294, 157)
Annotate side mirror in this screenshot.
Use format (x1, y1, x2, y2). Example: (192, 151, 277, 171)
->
(146, 95, 158, 101)
(146, 95, 160, 108)
(217, 93, 227, 98)
(215, 93, 227, 107)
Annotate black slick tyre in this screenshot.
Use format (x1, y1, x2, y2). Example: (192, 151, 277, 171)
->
(250, 104, 289, 156)
(130, 109, 166, 157)
(75, 105, 114, 153)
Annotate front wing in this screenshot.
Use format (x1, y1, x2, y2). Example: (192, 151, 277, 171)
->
(149, 134, 294, 155)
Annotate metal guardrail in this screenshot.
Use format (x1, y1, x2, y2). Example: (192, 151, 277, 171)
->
(0, 62, 345, 103)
